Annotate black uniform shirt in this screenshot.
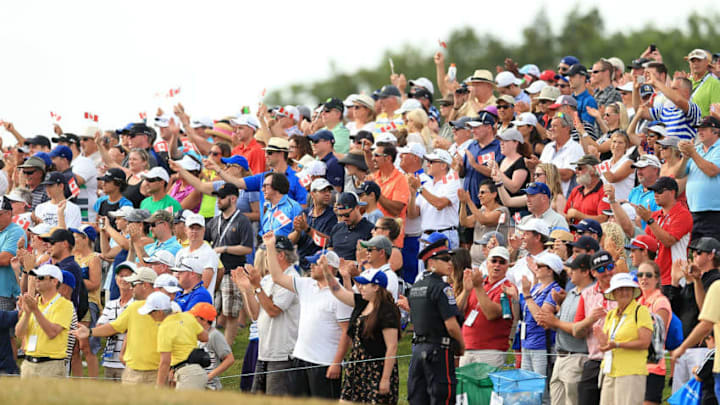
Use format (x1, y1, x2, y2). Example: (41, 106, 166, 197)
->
(408, 271, 462, 339)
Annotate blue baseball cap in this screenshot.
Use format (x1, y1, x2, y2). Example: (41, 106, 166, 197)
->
(560, 56, 580, 66)
(639, 84, 654, 98)
(49, 145, 73, 161)
(354, 269, 388, 289)
(308, 130, 335, 143)
(421, 232, 452, 249)
(69, 225, 97, 242)
(220, 155, 249, 171)
(570, 219, 603, 237)
(61, 270, 76, 289)
(34, 152, 53, 168)
(304, 250, 340, 268)
(522, 182, 551, 198)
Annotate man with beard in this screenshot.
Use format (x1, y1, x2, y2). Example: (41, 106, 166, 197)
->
(564, 155, 609, 225)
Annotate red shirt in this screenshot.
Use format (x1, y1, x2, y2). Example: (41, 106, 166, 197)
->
(232, 139, 266, 175)
(645, 203, 693, 285)
(564, 180, 609, 223)
(462, 278, 514, 351)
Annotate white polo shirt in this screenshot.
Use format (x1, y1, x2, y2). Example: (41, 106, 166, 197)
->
(539, 139, 584, 196)
(357, 263, 399, 302)
(507, 249, 551, 289)
(417, 171, 461, 231)
(400, 169, 432, 237)
(175, 242, 220, 295)
(257, 268, 300, 361)
(292, 277, 353, 365)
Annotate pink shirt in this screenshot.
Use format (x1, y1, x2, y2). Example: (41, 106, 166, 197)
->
(169, 182, 199, 213)
(639, 289, 672, 375)
(574, 282, 618, 360)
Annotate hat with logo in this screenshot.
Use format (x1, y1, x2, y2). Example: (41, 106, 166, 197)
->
(695, 116, 720, 130)
(357, 181, 381, 200)
(145, 250, 177, 267)
(169, 257, 204, 274)
(648, 176, 679, 193)
(689, 237, 720, 256)
(625, 234, 659, 252)
(591, 250, 615, 270)
(154, 274, 182, 294)
(539, 70, 556, 82)
(559, 56, 580, 66)
(40, 171, 65, 186)
(46, 228, 75, 247)
(360, 235, 393, 257)
(305, 250, 341, 268)
(140, 167, 170, 183)
(517, 218, 550, 237)
(467, 112, 496, 127)
(639, 84, 655, 98)
(144, 210, 174, 224)
(685, 49, 709, 61)
(310, 178, 333, 192)
(631, 154, 662, 169)
(263, 137, 290, 152)
(570, 219, 603, 236)
(449, 116, 472, 130)
(154, 115, 181, 128)
(323, 98, 344, 114)
(49, 145, 73, 161)
(496, 71, 522, 88)
(522, 182, 551, 198)
(354, 268, 389, 289)
(398, 142, 426, 159)
(549, 95, 578, 109)
(30, 264, 63, 282)
(424, 149, 453, 165)
(100, 168, 127, 184)
(124, 267, 158, 284)
(336, 191, 367, 210)
(566, 64, 588, 77)
(569, 235, 601, 252)
(137, 291, 172, 315)
(418, 238, 451, 262)
(466, 69, 494, 84)
(189, 302, 217, 321)
(421, 232, 451, 248)
(308, 129, 335, 143)
(569, 253, 592, 271)
(378, 85, 402, 99)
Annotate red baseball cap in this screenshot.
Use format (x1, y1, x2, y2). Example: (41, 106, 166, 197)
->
(625, 234, 659, 252)
(539, 70, 557, 82)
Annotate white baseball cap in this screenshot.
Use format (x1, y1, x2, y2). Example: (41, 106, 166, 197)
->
(343, 94, 358, 107)
(230, 114, 260, 131)
(310, 178, 333, 192)
(144, 250, 177, 267)
(526, 80, 547, 95)
(185, 213, 205, 228)
(190, 117, 214, 129)
(30, 264, 63, 282)
(109, 205, 134, 218)
(511, 112, 538, 128)
(154, 115, 181, 128)
(424, 149, 453, 165)
(394, 99, 422, 115)
(408, 77, 435, 95)
(535, 252, 565, 274)
(140, 167, 170, 183)
(495, 71, 522, 88)
(170, 257, 204, 274)
(488, 246, 510, 261)
(29, 223, 52, 235)
(398, 142, 426, 159)
(517, 218, 550, 237)
(374, 133, 398, 146)
(174, 155, 202, 172)
(305, 160, 327, 176)
(138, 291, 172, 315)
(154, 274, 182, 293)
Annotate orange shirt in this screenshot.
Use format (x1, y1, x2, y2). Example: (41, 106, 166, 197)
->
(373, 168, 410, 247)
(232, 139, 266, 175)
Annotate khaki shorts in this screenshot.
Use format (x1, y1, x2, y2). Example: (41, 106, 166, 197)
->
(104, 367, 124, 381)
(20, 359, 66, 378)
(174, 363, 208, 390)
(121, 367, 157, 385)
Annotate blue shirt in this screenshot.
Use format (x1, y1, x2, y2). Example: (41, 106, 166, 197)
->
(143, 236, 182, 259)
(574, 89, 598, 126)
(322, 153, 345, 189)
(520, 281, 561, 350)
(244, 167, 308, 220)
(463, 139, 503, 206)
(0, 310, 19, 374)
(175, 281, 212, 311)
(56, 256, 83, 311)
(0, 223, 25, 298)
(260, 194, 303, 237)
(627, 184, 660, 228)
(685, 138, 720, 212)
(296, 205, 339, 270)
(650, 101, 701, 141)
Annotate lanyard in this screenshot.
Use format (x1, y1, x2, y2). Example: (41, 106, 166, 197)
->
(486, 277, 508, 295)
(608, 313, 627, 341)
(31, 293, 61, 324)
(214, 210, 240, 248)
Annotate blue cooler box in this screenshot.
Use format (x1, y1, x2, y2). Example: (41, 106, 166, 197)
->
(489, 369, 546, 405)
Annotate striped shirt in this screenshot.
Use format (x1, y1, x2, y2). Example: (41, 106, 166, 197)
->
(650, 101, 702, 140)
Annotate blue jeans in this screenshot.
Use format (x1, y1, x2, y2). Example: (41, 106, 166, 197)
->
(714, 373, 720, 401)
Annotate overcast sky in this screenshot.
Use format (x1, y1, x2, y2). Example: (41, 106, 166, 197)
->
(0, 0, 716, 145)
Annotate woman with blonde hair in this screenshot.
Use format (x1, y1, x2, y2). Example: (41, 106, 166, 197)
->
(601, 222, 629, 273)
(599, 131, 636, 201)
(581, 102, 640, 160)
(405, 109, 434, 152)
(347, 96, 376, 136)
(494, 162, 566, 213)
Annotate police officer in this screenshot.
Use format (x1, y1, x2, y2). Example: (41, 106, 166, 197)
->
(407, 239, 465, 405)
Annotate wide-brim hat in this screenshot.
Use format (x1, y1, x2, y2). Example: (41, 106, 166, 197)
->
(604, 273, 642, 300)
(338, 152, 368, 171)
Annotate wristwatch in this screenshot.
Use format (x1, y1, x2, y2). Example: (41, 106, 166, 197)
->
(254, 287, 262, 295)
(646, 218, 655, 225)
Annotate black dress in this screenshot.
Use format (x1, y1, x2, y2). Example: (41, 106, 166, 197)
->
(123, 178, 145, 208)
(500, 156, 529, 216)
(341, 294, 401, 405)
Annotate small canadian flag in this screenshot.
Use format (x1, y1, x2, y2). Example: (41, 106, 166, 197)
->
(438, 39, 447, 49)
(312, 231, 329, 248)
(139, 112, 147, 120)
(154, 141, 168, 153)
(597, 161, 612, 173)
(84, 112, 99, 122)
(273, 210, 292, 228)
(12, 214, 31, 231)
(181, 138, 197, 153)
(50, 111, 61, 122)
(514, 212, 522, 224)
(380, 122, 397, 133)
(167, 87, 181, 98)
(442, 171, 459, 184)
(68, 177, 80, 198)
(478, 152, 495, 165)
(299, 173, 312, 187)
(164, 206, 174, 214)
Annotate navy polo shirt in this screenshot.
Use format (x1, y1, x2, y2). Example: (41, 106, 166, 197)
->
(322, 153, 345, 189)
(329, 217, 375, 260)
(296, 206, 339, 270)
(175, 281, 212, 312)
(463, 139, 503, 207)
(56, 256, 84, 311)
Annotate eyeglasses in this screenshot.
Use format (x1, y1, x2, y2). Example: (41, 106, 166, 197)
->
(366, 247, 380, 252)
(434, 255, 452, 262)
(210, 151, 221, 156)
(534, 172, 546, 177)
(594, 263, 615, 274)
(261, 183, 273, 189)
(558, 67, 568, 72)
(637, 272, 655, 279)
(497, 105, 513, 110)
(490, 258, 507, 265)
(538, 100, 551, 104)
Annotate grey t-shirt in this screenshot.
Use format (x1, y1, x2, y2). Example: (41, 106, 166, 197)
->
(555, 283, 592, 353)
(201, 328, 232, 390)
(257, 269, 301, 361)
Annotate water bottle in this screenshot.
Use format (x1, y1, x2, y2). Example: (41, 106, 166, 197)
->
(501, 292, 512, 320)
(448, 63, 457, 82)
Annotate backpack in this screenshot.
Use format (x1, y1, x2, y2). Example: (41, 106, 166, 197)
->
(635, 305, 665, 364)
(664, 312, 684, 351)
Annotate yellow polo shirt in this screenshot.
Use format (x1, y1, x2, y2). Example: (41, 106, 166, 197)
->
(601, 299, 653, 377)
(156, 312, 203, 366)
(699, 281, 720, 372)
(110, 300, 160, 370)
(22, 293, 73, 359)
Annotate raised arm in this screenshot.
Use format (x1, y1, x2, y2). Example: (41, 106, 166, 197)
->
(321, 256, 355, 307)
(262, 232, 295, 293)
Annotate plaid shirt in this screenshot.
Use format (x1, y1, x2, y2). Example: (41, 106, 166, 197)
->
(30, 184, 49, 211)
(594, 85, 622, 106)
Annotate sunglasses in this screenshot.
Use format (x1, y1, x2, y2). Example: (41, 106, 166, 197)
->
(145, 178, 163, 183)
(591, 69, 607, 74)
(36, 275, 48, 281)
(594, 263, 615, 274)
(434, 255, 452, 262)
(373, 153, 388, 158)
(130, 281, 145, 286)
(637, 272, 655, 279)
(534, 172, 545, 177)
(335, 211, 352, 218)
(366, 247, 380, 252)
(210, 151, 221, 156)
(557, 84, 569, 88)
(490, 258, 507, 265)
(149, 221, 166, 227)
(497, 105, 513, 110)
(22, 170, 37, 175)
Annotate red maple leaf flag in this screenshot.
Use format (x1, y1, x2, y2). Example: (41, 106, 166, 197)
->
(478, 152, 496, 165)
(442, 171, 459, 184)
(438, 39, 447, 49)
(312, 231, 329, 248)
(84, 112, 98, 122)
(139, 112, 147, 120)
(299, 172, 312, 187)
(514, 212, 522, 224)
(154, 141, 168, 153)
(68, 177, 81, 198)
(273, 210, 292, 228)
(50, 111, 62, 122)
(597, 161, 612, 173)
(167, 87, 181, 98)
